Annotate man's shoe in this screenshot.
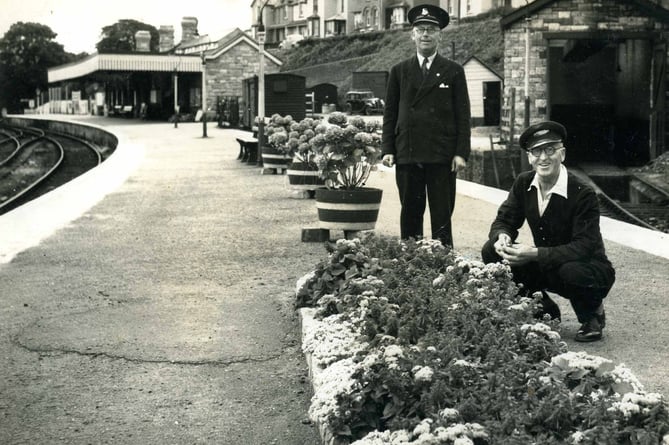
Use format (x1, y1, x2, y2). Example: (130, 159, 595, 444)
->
(533, 291, 561, 321)
(575, 313, 604, 342)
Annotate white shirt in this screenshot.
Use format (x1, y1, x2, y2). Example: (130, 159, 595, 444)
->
(528, 164, 569, 217)
(417, 52, 436, 70)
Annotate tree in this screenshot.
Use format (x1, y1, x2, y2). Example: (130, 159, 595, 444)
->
(0, 22, 77, 113)
(96, 19, 159, 54)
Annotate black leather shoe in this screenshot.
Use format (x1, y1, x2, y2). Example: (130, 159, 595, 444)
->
(534, 291, 561, 321)
(575, 312, 605, 342)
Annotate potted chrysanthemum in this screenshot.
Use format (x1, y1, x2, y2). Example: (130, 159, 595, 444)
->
(263, 113, 295, 173)
(308, 112, 383, 232)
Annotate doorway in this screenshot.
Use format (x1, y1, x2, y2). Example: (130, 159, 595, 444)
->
(483, 81, 501, 126)
(548, 37, 654, 167)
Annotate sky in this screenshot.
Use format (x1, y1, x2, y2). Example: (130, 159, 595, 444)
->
(0, 0, 254, 54)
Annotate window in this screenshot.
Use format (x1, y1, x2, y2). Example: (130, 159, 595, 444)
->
(354, 12, 363, 29)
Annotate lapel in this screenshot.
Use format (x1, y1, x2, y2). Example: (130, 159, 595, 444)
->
(411, 54, 447, 105)
(526, 174, 540, 221)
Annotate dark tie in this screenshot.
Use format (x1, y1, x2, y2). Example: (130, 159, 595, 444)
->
(421, 58, 429, 79)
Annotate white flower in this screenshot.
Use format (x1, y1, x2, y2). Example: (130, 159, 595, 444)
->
(413, 366, 434, 382)
(520, 322, 561, 341)
(609, 364, 644, 394)
(412, 418, 433, 436)
(453, 359, 478, 368)
(453, 438, 474, 445)
(432, 274, 446, 287)
(295, 270, 316, 296)
(308, 358, 359, 425)
(551, 351, 614, 375)
(302, 314, 366, 367)
(439, 407, 459, 420)
(662, 433, 669, 445)
(571, 431, 585, 444)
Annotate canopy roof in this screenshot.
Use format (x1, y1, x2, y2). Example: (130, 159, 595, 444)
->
(48, 53, 202, 83)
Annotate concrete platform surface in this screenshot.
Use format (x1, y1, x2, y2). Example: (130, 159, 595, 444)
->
(0, 116, 668, 443)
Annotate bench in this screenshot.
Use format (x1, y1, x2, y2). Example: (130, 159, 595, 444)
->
(235, 137, 258, 163)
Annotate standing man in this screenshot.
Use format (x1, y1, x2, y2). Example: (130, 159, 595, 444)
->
(382, 4, 471, 248)
(481, 121, 615, 342)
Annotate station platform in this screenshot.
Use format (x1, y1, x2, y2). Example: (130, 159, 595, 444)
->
(0, 116, 667, 442)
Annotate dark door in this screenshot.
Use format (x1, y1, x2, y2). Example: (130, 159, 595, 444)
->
(650, 41, 666, 160)
(483, 81, 501, 126)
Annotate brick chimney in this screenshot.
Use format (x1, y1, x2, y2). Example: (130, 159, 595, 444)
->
(159, 25, 175, 52)
(135, 30, 151, 52)
(181, 17, 199, 43)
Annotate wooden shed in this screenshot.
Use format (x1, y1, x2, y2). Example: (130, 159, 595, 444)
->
(306, 83, 338, 113)
(462, 56, 503, 127)
(242, 73, 307, 128)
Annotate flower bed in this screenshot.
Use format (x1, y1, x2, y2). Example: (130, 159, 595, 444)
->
(296, 234, 669, 444)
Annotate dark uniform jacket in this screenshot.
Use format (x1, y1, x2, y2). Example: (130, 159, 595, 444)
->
(382, 53, 471, 164)
(487, 171, 612, 271)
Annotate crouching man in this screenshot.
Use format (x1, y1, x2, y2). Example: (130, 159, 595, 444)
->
(481, 121, 615, 342)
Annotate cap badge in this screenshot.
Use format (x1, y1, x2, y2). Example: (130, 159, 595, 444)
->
(534, 129, 549, 137)
(421, 8, 428, 16)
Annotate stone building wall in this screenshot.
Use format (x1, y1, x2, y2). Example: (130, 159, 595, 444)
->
(502, 0, 669, 144)
(204, 40, 281, 105)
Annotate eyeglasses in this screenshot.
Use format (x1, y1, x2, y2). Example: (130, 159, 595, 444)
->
(528, 144, 564, 157)
(414, 27, 440, 35)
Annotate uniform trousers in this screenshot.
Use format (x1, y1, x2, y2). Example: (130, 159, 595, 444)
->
(396, 163, 456, 247)
(481, 240, 615, 323)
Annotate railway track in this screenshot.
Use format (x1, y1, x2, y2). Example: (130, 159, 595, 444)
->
(597, 193, 668, 232)
(0, 124, 102, 215)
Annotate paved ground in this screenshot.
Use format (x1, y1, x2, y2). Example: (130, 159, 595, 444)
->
(0, 117, 668, 444)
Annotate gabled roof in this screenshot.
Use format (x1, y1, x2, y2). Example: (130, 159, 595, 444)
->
(205, 28, 283, 66)
(501, 0, 669, 29)
(462, 55, 503, 80)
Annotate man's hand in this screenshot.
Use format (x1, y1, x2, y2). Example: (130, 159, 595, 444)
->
(452, 155, 466, 173)
(382, 154, 395, 168)
(493, 233, 512, 256)
(498, 241, 538, 266)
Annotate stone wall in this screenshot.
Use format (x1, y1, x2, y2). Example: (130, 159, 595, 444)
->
(204, 40, 281, 105)
(502, 0, 669, 144)
(282, 54, 376, 107)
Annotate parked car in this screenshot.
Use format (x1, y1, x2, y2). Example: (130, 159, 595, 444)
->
(279, 34, 304, 49)
(344, 90, 384, 115)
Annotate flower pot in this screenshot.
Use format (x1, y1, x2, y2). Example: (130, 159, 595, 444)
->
(261, 146, 291, 172)
(287, 160, 326, 193)
(315, 187, 383, 231)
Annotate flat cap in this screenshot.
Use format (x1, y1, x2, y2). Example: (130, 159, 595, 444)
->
(408, 4, 450, 29)
(519, 121, 567, 151)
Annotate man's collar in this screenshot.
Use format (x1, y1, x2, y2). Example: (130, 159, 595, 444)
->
(528, 164, 569, 198)
(417, 52, 437, 65)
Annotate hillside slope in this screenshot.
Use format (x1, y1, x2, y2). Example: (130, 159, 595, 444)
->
(274, 13, 504, 99)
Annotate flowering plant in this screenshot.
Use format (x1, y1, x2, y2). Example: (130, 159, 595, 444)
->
(309, 112, 382, 189)
(287, 117, 321, 164)
(298, 234, 669, 444)
(264, 113, 295, 156)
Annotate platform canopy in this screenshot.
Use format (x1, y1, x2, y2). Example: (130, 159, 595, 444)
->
(48, 53, 203, 83)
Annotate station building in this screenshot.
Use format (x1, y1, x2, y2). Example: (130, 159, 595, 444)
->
(46, 18, 282, 123)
